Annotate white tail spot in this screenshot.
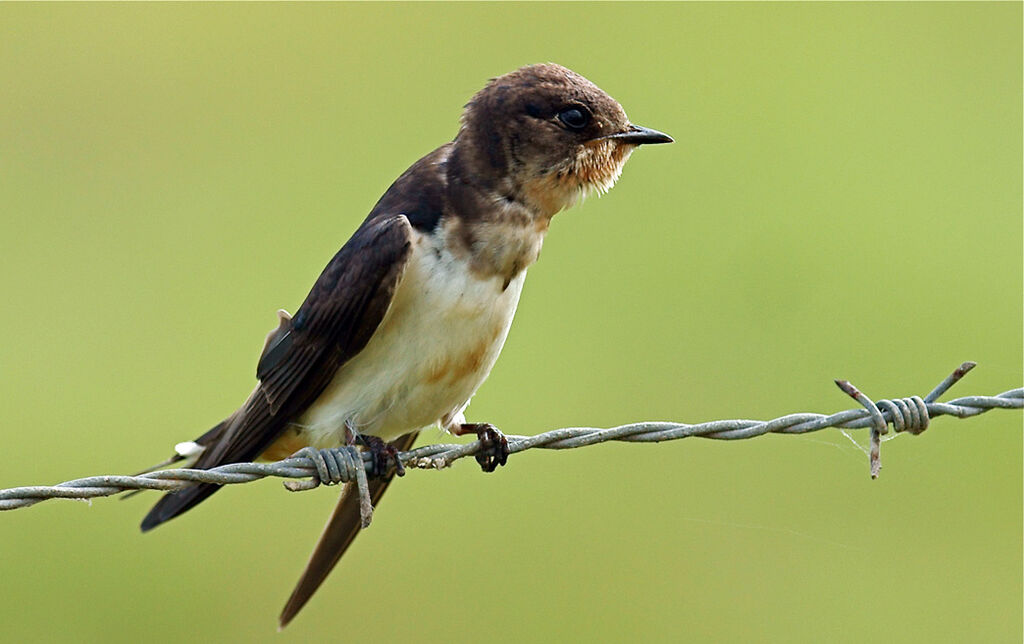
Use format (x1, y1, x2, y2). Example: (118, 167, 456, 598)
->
(174, 441, 205, 458)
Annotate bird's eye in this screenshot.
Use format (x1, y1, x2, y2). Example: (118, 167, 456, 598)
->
(558, 106, 590, 130)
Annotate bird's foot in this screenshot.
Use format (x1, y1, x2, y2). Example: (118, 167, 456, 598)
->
(455, 423, 509, 472)
(355, 435, 405, 479)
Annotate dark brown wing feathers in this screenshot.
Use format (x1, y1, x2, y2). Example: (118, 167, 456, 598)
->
(140, 215, 413, 532)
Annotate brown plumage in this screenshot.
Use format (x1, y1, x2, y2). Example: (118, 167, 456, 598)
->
(138, 63, 671, 628)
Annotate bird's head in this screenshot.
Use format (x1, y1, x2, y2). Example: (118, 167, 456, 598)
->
(456, 63, 672, 217)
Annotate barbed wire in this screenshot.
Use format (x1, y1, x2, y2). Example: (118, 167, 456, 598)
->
(2, 362, 1021, 526)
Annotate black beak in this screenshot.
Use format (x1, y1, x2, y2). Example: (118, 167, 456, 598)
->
(601, 124, 673, 145)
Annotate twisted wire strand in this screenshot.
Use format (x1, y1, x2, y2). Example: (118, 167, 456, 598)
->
(1, 362, 1020, 513)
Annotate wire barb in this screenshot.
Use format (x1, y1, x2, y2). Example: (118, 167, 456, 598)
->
(0, 362, 1020, 513)
(282, 446, 373, 526)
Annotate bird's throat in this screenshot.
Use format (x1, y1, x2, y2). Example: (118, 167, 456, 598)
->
(442, 206, 549, 289)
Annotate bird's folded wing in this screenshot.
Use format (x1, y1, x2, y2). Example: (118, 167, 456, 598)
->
(141, 215, 413, 531)
(199, 214, 414, 468)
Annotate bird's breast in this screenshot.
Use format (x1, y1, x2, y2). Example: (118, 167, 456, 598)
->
(292, 224, 528, 446)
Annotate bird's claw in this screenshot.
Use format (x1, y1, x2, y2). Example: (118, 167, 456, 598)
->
(460, 423, 509, 472)
(356, 435, 405, 478)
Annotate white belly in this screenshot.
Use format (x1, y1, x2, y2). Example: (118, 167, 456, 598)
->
(292, 228, 525, 445)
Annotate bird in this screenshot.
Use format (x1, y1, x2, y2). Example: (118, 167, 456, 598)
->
(137, 62, 672, 627)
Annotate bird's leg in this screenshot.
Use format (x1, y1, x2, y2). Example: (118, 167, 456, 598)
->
(345, 425, 405, 479)
(453, 423, 509, 472)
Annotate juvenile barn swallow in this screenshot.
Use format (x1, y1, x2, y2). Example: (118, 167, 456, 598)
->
(139, 63, 671, 627)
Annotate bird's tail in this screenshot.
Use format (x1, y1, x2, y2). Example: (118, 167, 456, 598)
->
(138, 418, 231, 532)
(278, 431, 419, 629)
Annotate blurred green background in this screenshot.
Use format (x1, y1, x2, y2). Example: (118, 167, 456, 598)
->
(1, 3, 1020, 643)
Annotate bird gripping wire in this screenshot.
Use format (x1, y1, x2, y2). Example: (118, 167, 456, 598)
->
(1, 361, 1021, 527)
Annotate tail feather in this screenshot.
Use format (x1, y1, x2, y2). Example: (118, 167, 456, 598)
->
(138, 418, 231, 532)
(130, 453, 186, 477)
(140, 481, 222, 532)
(119, 452, 187, 501)
(278, 431, 419, 628)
